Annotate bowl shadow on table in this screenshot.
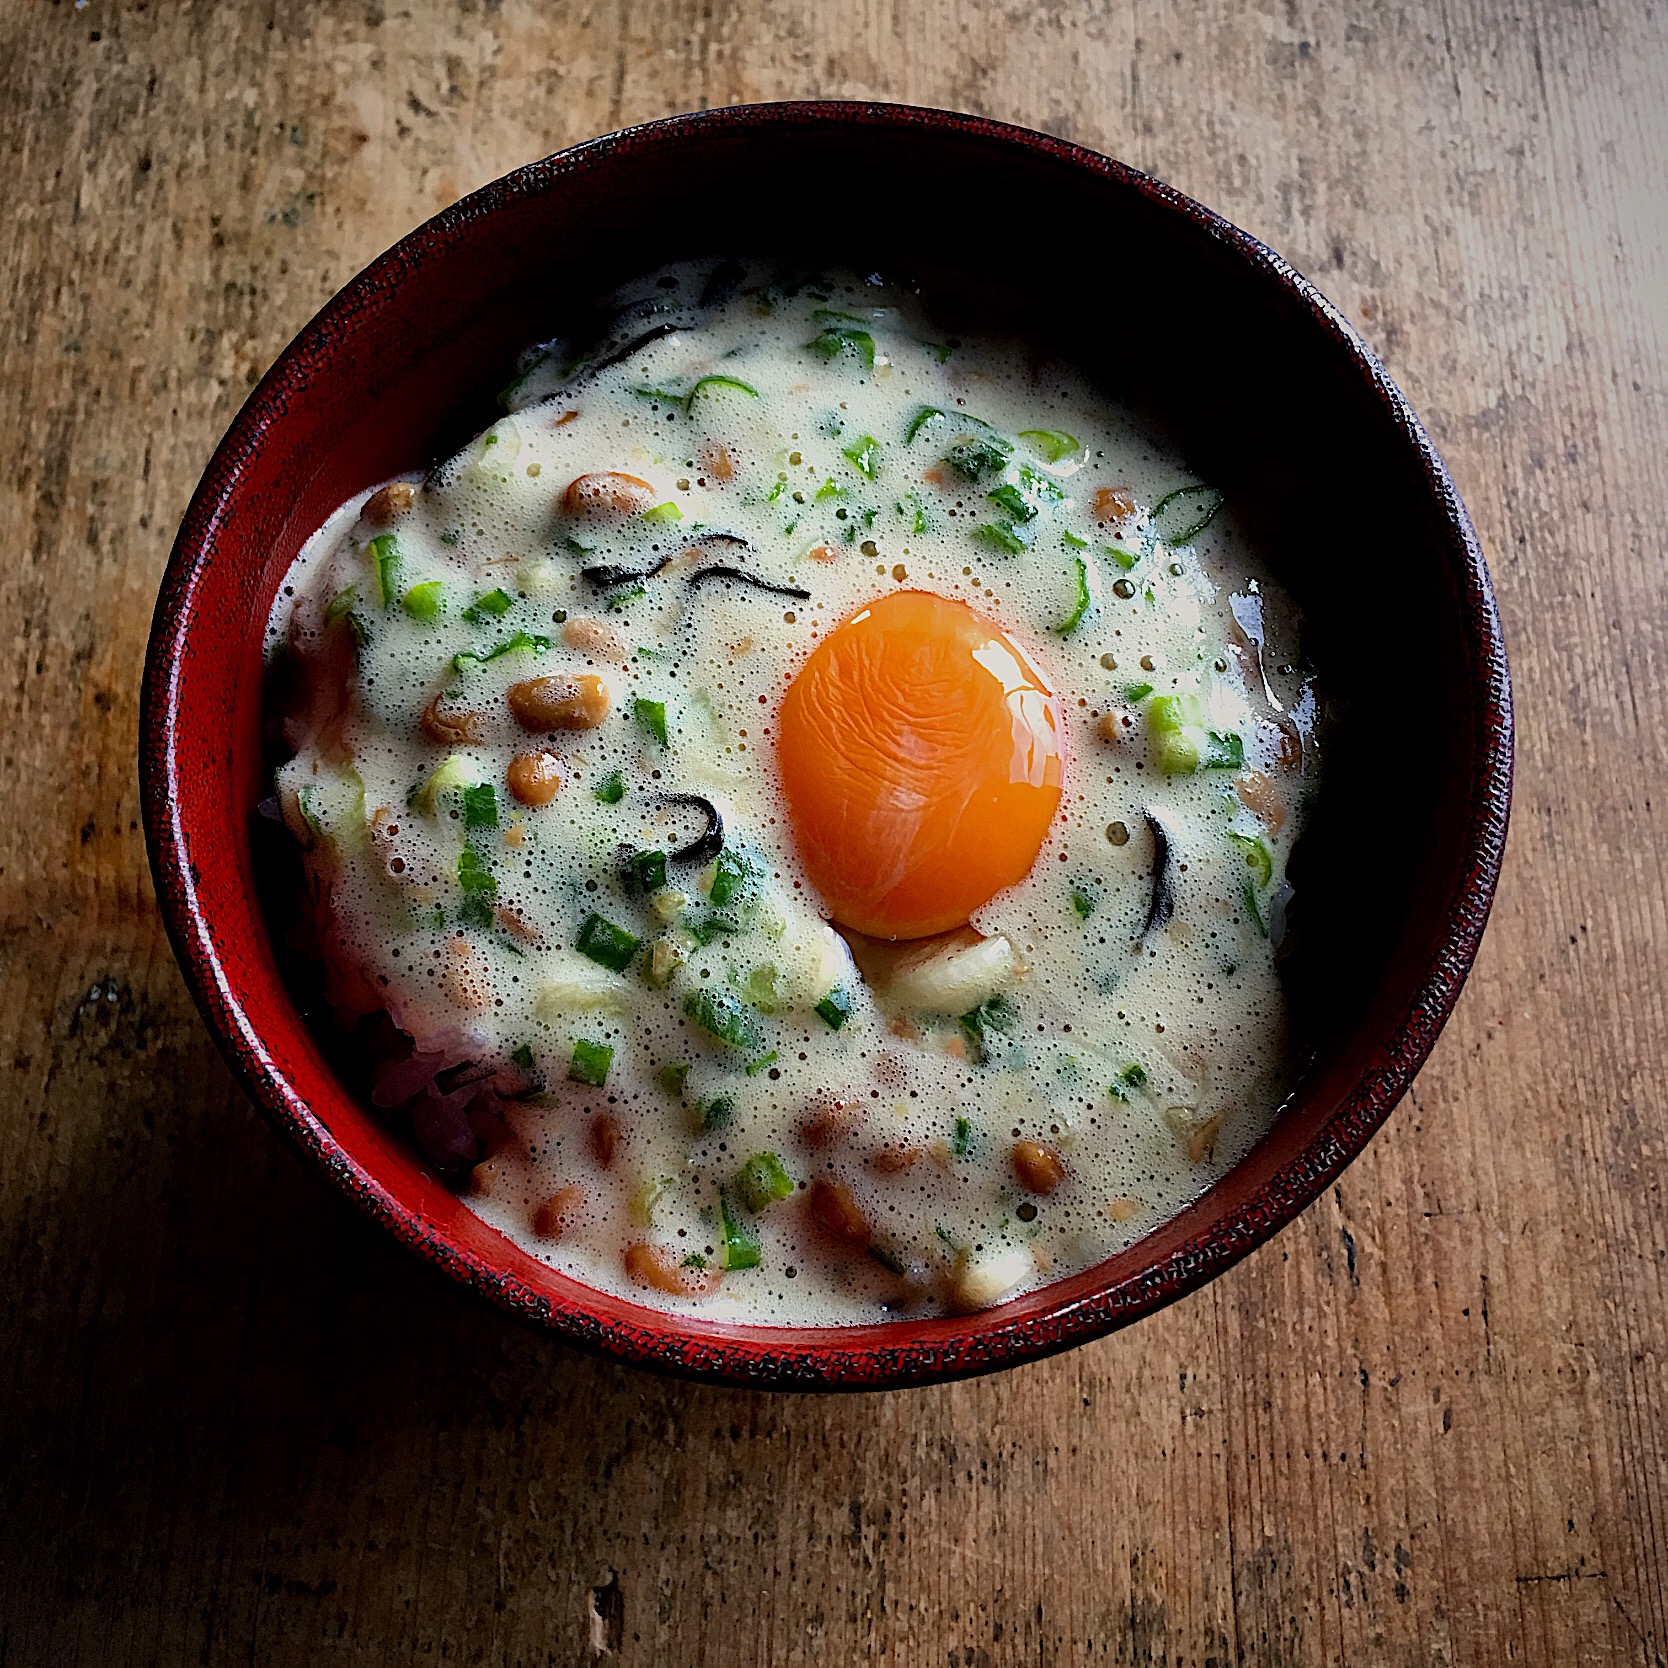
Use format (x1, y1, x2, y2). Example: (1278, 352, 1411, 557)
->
(4, 1028, 927, 1624)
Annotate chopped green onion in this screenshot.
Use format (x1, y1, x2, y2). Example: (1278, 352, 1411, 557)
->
(367, 534, 401, 607)
(717, 1190, 761, 1270)
(1148, 693, 1238, 773)
(806, 327, 876, 367)
(456, 846, 497, 929)
(623, 849, 667, 896)
(741, 965, 778, 1012)
(1150, 484, 1224, 545)
(842, 434, 880, 477)
(734, 1152, 794, 1211)
(633, 384, 686, 404)
(402, 580, 444, 620)
(924, 341, 954, 363)
(683, 1253, 708, 1269)
(905, 406, 945, 443)
(1070, 881, 1098, 920)
(814, 477, 844, 501)
(896, 493, 928, 534)
(511, 1042, 535, 1071)
(324, 585, 360, 625)
(632, 698, 669, 747)
(605, 583, 646, 611)
(451, 631, 549, 675)
(1061, 530, 1089, 551)
(975, 521, 1033, 556)
(945, 435, 1012, 480)
(950, 1116, 975, 1158)
(461, 782, 499, 829)
(698, 1094, 734, 1131)
(594, 770, 626, 805)
(1204, 731, 1245, 769)
(1019, 428, 1081, 463)
(1108, 1062, 1148, 1102)
(708, 849, 750, 906)
(683, 988, 764, 1051)
(987, 466, 1065, 523)
(1228, 831, 1275, 889)
(744, 1051, 779, 1077)
(462, 587, 514, 623)
(1126, 682, 1155, 702)
(686, 374, 758, 411)
(814, 988, 853, 1030)
(568, 1038, 614, 1087)
(641, 501, 683, 524)
(958, 994, 1019, 1065)
(575, 912, 640, 973)
(657, 1061, 689, 1097)
(1106, 545, 1139, 572)
(1243, 880, 1270, 937)
(1054, 555, 1092, 636)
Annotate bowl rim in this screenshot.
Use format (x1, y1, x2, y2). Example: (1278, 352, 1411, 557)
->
(141, 99, 1513, 1391)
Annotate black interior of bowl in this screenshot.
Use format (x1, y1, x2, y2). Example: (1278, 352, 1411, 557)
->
(256, 113, 1486, 1125)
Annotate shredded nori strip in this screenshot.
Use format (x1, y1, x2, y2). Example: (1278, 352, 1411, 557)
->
(699, 259, 747, 309)
(580, 556, 672, 591)
(577, 321, 680, 380)
(434, 1060, 495, 1093)
(687, 529, 751, 549)
(686, 565, 811, 601)
(1142, 810, 1175, 939)
(659, 794, 725, 865)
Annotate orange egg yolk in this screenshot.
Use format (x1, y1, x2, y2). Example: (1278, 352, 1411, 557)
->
(776, 589, 1065, 940)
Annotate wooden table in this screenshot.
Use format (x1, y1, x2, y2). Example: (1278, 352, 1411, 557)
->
(4, 3, 1664, 1662)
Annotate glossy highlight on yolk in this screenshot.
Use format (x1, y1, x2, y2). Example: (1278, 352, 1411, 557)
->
(776, 590, 1065, 940)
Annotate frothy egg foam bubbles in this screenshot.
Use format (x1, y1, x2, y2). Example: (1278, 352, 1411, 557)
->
(265, 261, 1322, 1325)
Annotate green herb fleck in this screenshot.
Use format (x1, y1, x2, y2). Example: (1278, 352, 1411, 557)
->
(1126, 682, 1155, 702)
(814, 988, 853, 1030)
(451, 631, 550, 675)
(575, 912, 641, 974)
(402, 580, 444, 620)
(594, 770, 626, 805)
(698, 1094, 734, 1131)
(950, 1116, 975, 1158)
(367, 534, 401, 608)
(456, 846, 497, 929)
(622, 849, 667, 897)
(1149, 483, 1224, 545)
(975, 521, 1034, 556)
(683, 987, 765, 1051)
(1019, 428, 1081, 463)
(657, 1061, 690, 1097)
(906, 406, 945, 443)
(641, 502, 683, 525)
(633, 697, 669, 747)
(945, 435, 1012, 481)
(842, 434, 880, 477)
(806, 326, 876, 367)
(718, 1189, 761, 1270)
(686, 374, 759, 411)
(511, 1043, 535, 1071)
(1228, 830, 1275, 889)
(461, 782, 499, 830)
(734, 1152, 794, 1212)
(462, 587, 514, 624)
(744, 1051, 779, 1077)
(568, 1038, 614, 1087)
(1054, 554, 1092, 636)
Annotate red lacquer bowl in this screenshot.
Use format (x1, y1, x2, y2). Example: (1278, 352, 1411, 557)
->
(141, 103, 1512, 1389)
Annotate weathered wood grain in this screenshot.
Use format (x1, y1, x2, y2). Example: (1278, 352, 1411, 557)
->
(1, 1, 1664, 1662)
